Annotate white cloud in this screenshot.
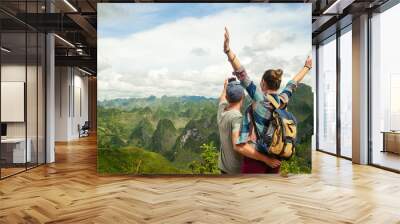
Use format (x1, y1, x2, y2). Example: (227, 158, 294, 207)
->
(190, 47, 209, 56)
(98, 4, 311, 100)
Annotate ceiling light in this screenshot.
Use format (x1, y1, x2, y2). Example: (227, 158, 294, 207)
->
(54, 34, 75, 48)
(63, 0, 78, 12)
(1, 47, 11, 53)
(322, 0, 355, 15)
(78, 67, 92, 76)
(323, 0, 341, 14)
(76, 48, 85, 55)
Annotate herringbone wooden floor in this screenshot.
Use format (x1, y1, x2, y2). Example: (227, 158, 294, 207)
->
(1, 135, 400, 224)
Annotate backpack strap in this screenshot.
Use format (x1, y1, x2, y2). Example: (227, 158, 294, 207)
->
(249, 95, 279, 140)
(248, 106, 261, 141)
(266, 94, 280, 109)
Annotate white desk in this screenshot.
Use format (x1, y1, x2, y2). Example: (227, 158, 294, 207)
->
(1, 138, 31, 163)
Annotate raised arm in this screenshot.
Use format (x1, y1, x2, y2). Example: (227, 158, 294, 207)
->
(224, 27, 264, 103)
(224, 27, 242, 71)
(219, 79, 228, 103)
(292, 56, 312, 83)
(279, 56, 313, 107)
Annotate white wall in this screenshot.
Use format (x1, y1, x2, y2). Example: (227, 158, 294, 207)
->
(1, 65, 38, 138)
(1, 65, 27, 141)
(72, 72, 89, 138)
(1, 63, 46, 164)
(55, 66, 70, 141)
(55, 67, 89, 141)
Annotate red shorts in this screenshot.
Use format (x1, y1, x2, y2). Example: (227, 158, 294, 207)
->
(241, 156, 280, 174)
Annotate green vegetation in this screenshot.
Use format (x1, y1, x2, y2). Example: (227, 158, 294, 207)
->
(280, 139, 312, 175)
(97, 96, 220, 174)
(98, 84, 313, 174)
(98, 146, 186, 174)
(189, 142, 220, 174)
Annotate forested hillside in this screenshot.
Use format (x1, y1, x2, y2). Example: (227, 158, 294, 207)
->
(98, 84, 313, 174)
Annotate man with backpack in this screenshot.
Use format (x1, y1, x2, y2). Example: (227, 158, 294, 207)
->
(223, 27, 312, 173)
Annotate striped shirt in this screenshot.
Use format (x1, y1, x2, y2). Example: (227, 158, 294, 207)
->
(232, 67, 298, 151)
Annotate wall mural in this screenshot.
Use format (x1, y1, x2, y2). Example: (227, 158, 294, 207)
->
(97, 3, 313, 175)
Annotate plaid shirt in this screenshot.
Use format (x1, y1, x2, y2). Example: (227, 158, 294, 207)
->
(232, 67, 298, 150)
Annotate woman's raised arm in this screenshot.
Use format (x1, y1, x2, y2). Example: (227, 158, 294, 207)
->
(224, 27, 242, 71)
(292, 56, 312, 83)
(224, 27, 264, 103)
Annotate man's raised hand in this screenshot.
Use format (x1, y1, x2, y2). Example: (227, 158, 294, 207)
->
(224, 78, 228, 90)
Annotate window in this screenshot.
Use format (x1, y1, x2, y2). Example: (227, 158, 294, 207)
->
(370, 3, 400, 171)
(339, 28, 352, 158)
(317, 36, 337, 154)
(0, 2, 46, 179)
(312, 45, 317, 150)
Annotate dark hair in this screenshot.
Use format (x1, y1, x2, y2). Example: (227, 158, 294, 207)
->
(262, 69, 283, 90)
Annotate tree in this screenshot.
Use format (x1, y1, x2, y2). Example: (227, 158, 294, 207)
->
(189, 142, 219, 174)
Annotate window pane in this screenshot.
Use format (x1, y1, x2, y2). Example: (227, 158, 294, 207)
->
(1, 31, 27, 177)
(312, 45, 317, 150)
(318, 37, 337, 154)
(340, 29, 352, 158)
(371, 3, 400, 171)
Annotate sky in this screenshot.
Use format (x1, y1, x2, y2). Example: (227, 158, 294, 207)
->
(98, 3, 312, 100)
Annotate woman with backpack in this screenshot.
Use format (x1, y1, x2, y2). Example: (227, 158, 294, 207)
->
(223, 27, 312, 173)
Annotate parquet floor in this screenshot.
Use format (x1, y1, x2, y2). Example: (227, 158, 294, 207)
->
(1, 135, 400, 223)
(0, 167, 26, 178)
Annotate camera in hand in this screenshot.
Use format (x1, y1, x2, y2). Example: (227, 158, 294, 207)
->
(228, 77, 237, 83)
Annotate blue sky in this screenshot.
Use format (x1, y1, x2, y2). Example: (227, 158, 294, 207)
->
(98, 3, 311, 100)
(99, 4, 234, 37)
(98, 3, 308, 38)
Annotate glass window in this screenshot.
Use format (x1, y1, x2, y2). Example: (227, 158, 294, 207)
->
(312, 45, 317, 150)
(317, 36, 337, 154)
(371, 3, 400, 171)
(339, 28, 352, 158)
(1, 30, 28, 177)
(0, 1, 46, 179)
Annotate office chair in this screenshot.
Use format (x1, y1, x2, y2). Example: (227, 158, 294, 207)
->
(79, 121, 90, 138)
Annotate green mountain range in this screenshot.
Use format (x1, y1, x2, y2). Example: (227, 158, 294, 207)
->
(97, 84, 313, 174)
